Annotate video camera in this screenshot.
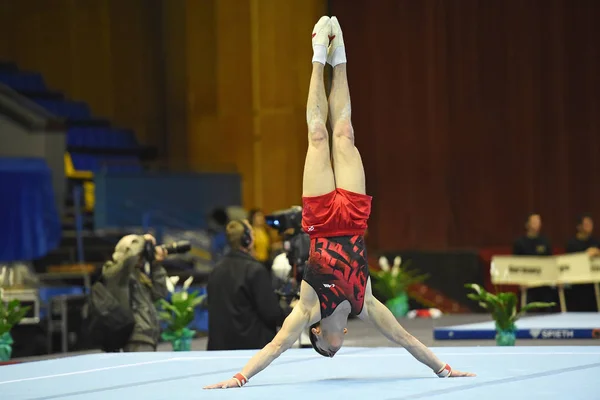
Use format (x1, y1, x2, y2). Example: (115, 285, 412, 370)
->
(266, 206, 310, 282)
(265, 206, 303, 235)
(143, 240, 192, 262)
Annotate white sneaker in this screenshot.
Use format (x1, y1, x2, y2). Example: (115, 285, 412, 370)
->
(327, 16, 346, 67)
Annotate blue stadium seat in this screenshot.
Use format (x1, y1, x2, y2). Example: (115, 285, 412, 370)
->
(0, 72, 46, 92)
(67, 127, 139, 150)
(70, 153, 142, 173)
(70, 153, 98, 171)
(33, 99, 91, 120)
(108, 129, 138, 149)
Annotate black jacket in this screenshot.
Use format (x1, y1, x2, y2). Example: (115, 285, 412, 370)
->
(512, 234, 552, 256)
(206, 250, 289, 350)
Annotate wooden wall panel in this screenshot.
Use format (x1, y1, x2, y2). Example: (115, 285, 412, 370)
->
(330, 0, 600, 250)
(251, 0, 327, 211)
(175, 0, 325, 210)
(0, 0, 329, 215)
(0, 0, 163, 149)
(109, 0, 165, 152)
(160, 0, 188, 168)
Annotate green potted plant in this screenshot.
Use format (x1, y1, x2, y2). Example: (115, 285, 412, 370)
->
(0, 299, 31, 361)
(371, 256, 429, 317)
(465, 283, 555, 346)
(156, 276, 206, 351)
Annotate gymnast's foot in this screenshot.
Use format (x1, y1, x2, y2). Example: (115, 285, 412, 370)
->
(312, 16, 331, 65)
(327, 16, 347, 67)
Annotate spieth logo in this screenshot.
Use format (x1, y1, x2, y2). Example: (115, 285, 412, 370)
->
(530, 329, 574, 339)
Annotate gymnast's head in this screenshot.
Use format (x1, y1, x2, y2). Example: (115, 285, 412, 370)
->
(309, 317, 348, 357)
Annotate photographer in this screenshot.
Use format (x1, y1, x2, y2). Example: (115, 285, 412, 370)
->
(101, 234, 169, 352)
(207, 220, 292, 351)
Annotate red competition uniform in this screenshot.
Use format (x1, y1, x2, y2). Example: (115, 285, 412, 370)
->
(301, 188, 372, 319)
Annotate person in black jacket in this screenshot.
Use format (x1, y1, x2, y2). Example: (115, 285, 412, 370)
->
(206, 219, 292, 350)
(512, 213, 552, 256)
(565, 214, 600, 311)
(512, 213, 557, 310)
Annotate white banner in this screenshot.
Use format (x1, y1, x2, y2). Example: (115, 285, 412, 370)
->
(591, 257, 600, 281)
(491, 253, 600, 286)
(555, 253, 593, 284)
(490, 256, 558, 287)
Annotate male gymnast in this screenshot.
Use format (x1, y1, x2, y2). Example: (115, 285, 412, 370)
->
(204, 16, 475, 389)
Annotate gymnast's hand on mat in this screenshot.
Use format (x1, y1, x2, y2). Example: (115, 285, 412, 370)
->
(203, 378, 240, 389)
(449, 369, 476, 377)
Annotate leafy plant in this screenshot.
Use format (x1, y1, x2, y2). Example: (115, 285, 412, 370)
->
(370, 256, 429, 299)
(156, 276, 205, 343)
(465, 283, 555, 331)
(0, 299, 31, 337)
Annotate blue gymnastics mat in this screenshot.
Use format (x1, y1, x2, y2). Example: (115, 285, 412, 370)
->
(434, 312, 600, 340)
(1, 346, 599, 399)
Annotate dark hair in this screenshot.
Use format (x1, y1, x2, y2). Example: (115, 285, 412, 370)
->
(210, 208, 229, 226)
(577, 213, 593, 226)
(248, 208, 262, 226)
(308, 322, 330, 357)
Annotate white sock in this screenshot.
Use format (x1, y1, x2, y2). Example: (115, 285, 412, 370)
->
(312, 44, 327, 65)
(328, 46, 347, 67)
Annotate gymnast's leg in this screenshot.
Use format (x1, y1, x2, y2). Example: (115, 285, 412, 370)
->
(303, 16, 336, 197)
(327, 17, 366, 195)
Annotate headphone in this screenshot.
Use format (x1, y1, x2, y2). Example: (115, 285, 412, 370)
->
(237, 220, 252, 249)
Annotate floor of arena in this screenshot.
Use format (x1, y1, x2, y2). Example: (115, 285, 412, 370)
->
(3, 314, 599, 399)
(2, 346, 599, 399)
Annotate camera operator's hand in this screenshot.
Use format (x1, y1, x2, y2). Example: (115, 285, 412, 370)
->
(155, 246, 166, 262)
(144, 234, 156, 245)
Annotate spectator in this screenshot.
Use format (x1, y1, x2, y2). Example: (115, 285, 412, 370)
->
(512, 213, 556, 309)
(565, 214, 599, 311)
(248, 209, 273, 268)
(206, 219, 292, 350)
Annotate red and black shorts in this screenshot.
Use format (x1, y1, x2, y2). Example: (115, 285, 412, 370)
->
(301, 189, 372, 319)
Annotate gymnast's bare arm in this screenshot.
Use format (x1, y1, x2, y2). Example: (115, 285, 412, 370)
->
(203, 283, 317, 389)
(360, 279, 475, 378)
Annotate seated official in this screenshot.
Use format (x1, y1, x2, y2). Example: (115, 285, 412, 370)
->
(566, 214, 600, 256)
(207, 220, 292, 351)
(101, 234, 169, 352)
(513, 213, 552, 256)
(565, 214, 599, 311)
(512, 213, 556, 309)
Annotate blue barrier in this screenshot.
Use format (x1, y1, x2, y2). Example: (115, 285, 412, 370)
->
(94, 171, 242, 230)
(191, 286, 209, 333)
(73, 184, 84, 263)
(38, 286, 85, 319)
(0, 157, 61, 262)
